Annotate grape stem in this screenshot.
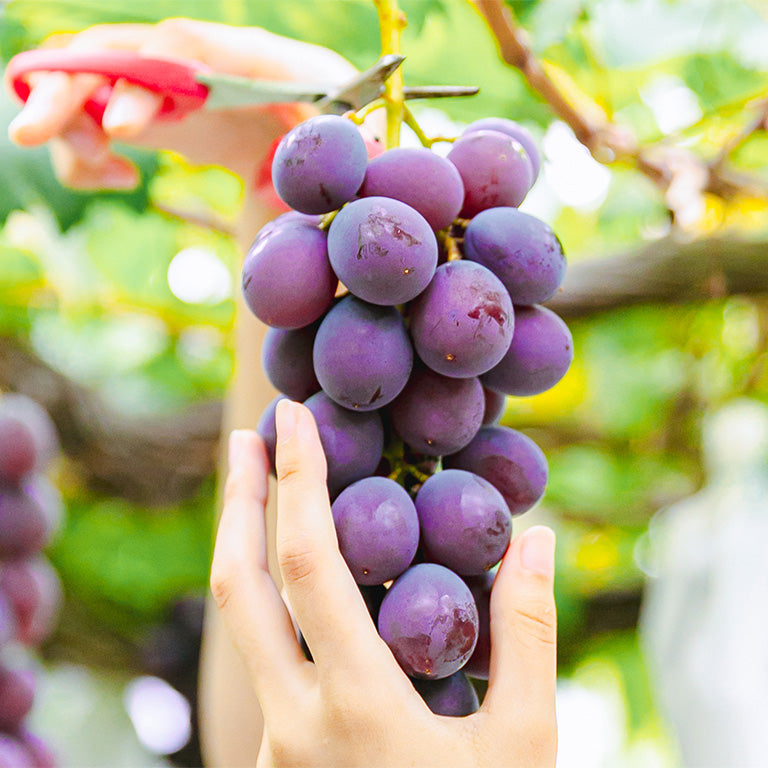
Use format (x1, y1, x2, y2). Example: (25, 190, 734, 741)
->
(374, 0, 407, 149)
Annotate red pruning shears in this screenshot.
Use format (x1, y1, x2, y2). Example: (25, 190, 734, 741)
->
(7, 49, 479, 125)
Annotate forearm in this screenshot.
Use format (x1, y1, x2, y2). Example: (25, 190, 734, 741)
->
(198, 195, 282, 768)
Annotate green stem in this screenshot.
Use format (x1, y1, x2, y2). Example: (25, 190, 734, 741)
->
(374, 0, 407, 148)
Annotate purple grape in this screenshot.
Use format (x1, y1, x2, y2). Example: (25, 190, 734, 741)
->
(242, 221, 336, 329)
(0, 593, 16, 647)
(257, 212, 322, 242)
(389, 367, 484, 456)
(0, 736, 33, 768)
(464, 118, 541, 182)
(416, 469, 512, 576)
(272, 115, 367, 214)
(18, 731, 55, 768)
(463, 571, 493, 679)
(313, 296, 413, 411)
(303, 392, 384, 495)
(0, 484, 51, 559)
(0, 395, 58, 485)
(327, 197, 438, 305)
(481, 305, 573, 396)
(331, 477, 419, 585)
(447, 130, 533, 217)
(482, 387, 506, 426)
(262, 324, 321, 401)
(358, 147, 464, 231)
(412, 670, 479, 716)
(24, 475, 63, 543)
(445, 426, 548, 517)
(378, 563, 478, 679)
(0, 665, 34, 732)
(463, 207, 566, 305)
(0, 557, 62, 646)
(409, 261, 514, 379)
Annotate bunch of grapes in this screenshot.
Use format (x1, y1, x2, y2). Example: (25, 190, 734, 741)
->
(244, 113, 572, 716)
(0, 394, 63, 767)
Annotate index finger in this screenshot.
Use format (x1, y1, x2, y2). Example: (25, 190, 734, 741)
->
(273, 400, 394, 680)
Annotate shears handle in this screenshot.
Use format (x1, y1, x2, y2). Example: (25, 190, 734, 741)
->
(6, 49, 211, 124)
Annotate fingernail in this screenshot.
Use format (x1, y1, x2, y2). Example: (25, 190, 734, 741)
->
(102, 94, 142, 132)
(276, 399, 299, 444)
(520, 526, 555, 577)
(228, 430, 248, 468)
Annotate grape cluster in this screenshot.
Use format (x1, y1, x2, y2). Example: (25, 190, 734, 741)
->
(0, 394, 63, 767)
(244, 113, 572, 714)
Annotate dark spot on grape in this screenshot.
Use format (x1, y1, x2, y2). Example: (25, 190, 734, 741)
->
(390, 633, 433, 676)
(360, 212, 421, 248)
(319, 183, 333, 206)
(468, 301, 507, 327)
(485, 508, 510, 539)
(242, 275, 252, 291)
(356, 241, 389, 260)
(443, 608, 477, 662)
(368, 386, 383, 405)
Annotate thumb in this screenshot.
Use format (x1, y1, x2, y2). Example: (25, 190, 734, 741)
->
(483, 525, 557, 718)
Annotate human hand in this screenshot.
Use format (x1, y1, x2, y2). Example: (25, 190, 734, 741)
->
(211, 399, 557, 768)
(5, 18, 357, 189)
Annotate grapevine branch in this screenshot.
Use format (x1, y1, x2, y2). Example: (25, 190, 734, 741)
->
(470, 0, 768, 215)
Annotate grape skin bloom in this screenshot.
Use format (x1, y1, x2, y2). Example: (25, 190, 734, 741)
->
(378, 563, 479, 680)
(313, 296, 413, 411)
(331, 477, 419, 585)
(272, 114, 368, 214)
(328, 197, 438, 306)
(409, 261, 515, 379)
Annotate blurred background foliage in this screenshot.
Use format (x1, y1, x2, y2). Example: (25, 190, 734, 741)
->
(1, 0, 767, 765)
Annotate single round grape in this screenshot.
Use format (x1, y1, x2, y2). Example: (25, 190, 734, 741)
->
(378, 563, 479, 679)
(332, 477, 419, 585)
(272, 115, 367, 214)
(256, 394, 288, 475)
(0, 665, 34, 732)
(481, 305, 573, 397)
(262, 323, 321, 401)
(463, 570, 494, 679)
(409, 261, 514, 378)
(0, 484, 52, 559)
(463, 207, 565, 305)
(242, 221, 336, 329)
(0, 735, 33, 768)
(358, 147, 464, 231)
(445, 426, 548, 517)
(389, 366, 484, 456)
(0, 557, 62, 646)
(464, 118, 541, 182)
(416, 469, 512, 576)
(482, 387, 506, 426)
(327, 196, 438, 306)
(303, 392, 384, 496)
(464, 208, 565, 306)
(0, 394, 58, 484)
(447, 130, 533, 217)
(412, 670, 480, 716)
(314, 296, 413, 411)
